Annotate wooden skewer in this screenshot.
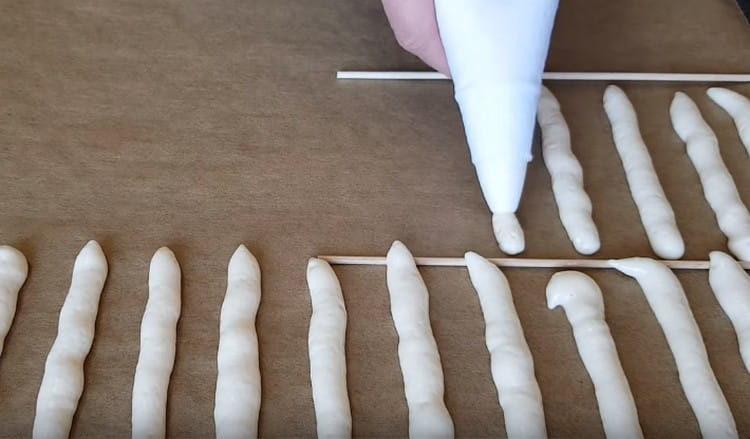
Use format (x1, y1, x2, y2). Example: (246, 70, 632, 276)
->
(318, 255, 750, 271)
(336, 71, 750, 83)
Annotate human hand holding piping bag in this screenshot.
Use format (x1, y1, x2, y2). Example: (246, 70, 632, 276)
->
(382, 0, 560, 254)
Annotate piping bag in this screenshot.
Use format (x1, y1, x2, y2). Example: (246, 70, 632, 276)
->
(435, 0, 559, 214)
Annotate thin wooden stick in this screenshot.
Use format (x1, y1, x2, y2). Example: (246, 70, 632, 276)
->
(318, 255, 750, 271)
(336, 71, 750, 83)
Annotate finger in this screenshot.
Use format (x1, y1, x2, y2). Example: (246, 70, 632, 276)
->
(382, 0, 450, 76)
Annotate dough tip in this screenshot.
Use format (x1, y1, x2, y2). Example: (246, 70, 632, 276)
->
(75, 240, 107, 273)
(491, 214, 525, 255)
(386, 240, 414, 266)
(152, 246, 177, 263)
(603, 84, 623, 99)
(0, 245, 28, 278)
(306, 257, 330, 274)
(464, 251, 494, 272)
(709, 250, 734, 266)
(546, 271, 599, 310)
(150, 246, 180, 280)
(228, 244, 259, 277)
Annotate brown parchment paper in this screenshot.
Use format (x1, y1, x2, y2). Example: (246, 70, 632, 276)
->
(0, 0, 749, 437)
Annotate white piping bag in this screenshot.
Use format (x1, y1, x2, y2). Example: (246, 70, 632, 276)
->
(435, 0, 560, 213)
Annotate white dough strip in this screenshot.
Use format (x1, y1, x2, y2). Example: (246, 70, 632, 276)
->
(132, 247, 182, 439)
(546, 271, 642, 439)
(538, 87, 601, 255)
(708, 251, 750, 374)
(214, 245, 262, 439)
(307, 258, 352, 439)
(337, 71, 750, 82)
(386, 241, 454, 438)
(318, 256, 750, 270)
(33, 240, 109, 439)
(670, 91, 750, 261)
(465, 252, 546, 439)
(603, 85, 685, 259)
(0, 245, 28, 356)
(611, 257, 738, 439)
(707, 87, 750, 156)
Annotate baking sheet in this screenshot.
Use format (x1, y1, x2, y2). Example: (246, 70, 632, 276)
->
(0, 0, 749, 437)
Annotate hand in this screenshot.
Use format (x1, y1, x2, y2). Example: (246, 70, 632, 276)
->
(381, 0, 450, 76)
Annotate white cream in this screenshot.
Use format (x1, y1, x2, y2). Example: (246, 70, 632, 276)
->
(610, 257, 738, 439)
(33, 241, 109, 439)
(386, 241, 454, 439)
(132, 247, 182, 439)
(214, 245, 262, 439)
(546, 271, 642, 439)
(465, 252, 546, 439)
(537, 87, 600, 255)
(0, 245, 28, 356)
(708, 251, 750, 374)
(707, 87, 750, 156)
(307, 258, 351, 439)
(670, 92, 750, 262)
(492, 212, 525, 256)
(603, 85, 685, 259)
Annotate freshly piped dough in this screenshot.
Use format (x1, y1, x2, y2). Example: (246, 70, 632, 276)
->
(465, 252, 546, 439)
(33, 241, 108, 439)
(708, 251, 750, 374)
(610, 257, 738, 439)
(707, 87, 750, 155)
(537, 86, 600, 255)
(132, 247, 181, 439)
(546, 271, 642, 439)
(493, 212, 525, 255)
(214, 245, 262, 439)
(386, 241, 454, 438)
(670, 92, 750, 261)
(0, 245, 28, 356)
(307, 258, 351, 439)
(603, 85, 685, 259)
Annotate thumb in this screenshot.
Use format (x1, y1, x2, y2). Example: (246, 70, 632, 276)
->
(382, 0, 450, 76)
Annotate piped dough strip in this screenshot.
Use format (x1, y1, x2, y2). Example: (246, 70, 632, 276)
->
(537, 87, 600, 255)
(0, 245, 28, 357)
(709, 251, 750, 374)
(546, 271, 642, 439)
(386, 241, 454, 438)
(707, 87, 750, 156)
(611, 257, 738, 439)
(307, 258, 352, 438)
(603, 85, 685, 259)
(214, 245, 262, 439)
(131, 247, 181, 439)
(465, 252, 546, 439)
(670, 92, 750, 261)
(33, 241, 109, 439)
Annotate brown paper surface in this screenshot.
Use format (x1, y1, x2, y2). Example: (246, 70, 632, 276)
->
(0, 0, 749, 437)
